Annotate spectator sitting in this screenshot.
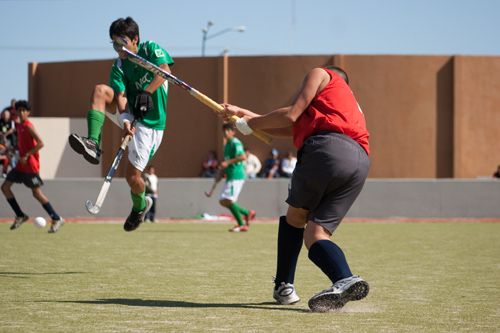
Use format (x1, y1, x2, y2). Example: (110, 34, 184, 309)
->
(262, 148, 280, 178)
(281, 151, 297, 178)
(493, 165, 500, 178)
(200, 150, 219, 178)
(244, 148, 261, 179)
(1, 108, 17, 148)
(5, 99, 19, 126)
(0, 139, 9, 177)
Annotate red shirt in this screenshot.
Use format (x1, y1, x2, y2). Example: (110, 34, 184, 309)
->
(292, 68, 370, 155)
(15, 119, 40, 173)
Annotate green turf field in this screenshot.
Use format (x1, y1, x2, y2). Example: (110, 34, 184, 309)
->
(1, 221, 499, 332)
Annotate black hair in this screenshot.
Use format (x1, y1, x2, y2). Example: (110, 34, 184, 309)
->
(222, 122, 235, 131)
(324, 65, 349, 85)
(109, 17, 140, 44)
(15, 100, 31, 111)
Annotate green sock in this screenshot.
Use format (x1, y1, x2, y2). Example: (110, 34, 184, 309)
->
(87, 110, 105, 145)
(131, 190, 146, 212)
(232, 203, 249, 217)
(228, 203, 245, 226)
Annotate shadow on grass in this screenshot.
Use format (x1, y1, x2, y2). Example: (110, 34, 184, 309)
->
(0, 271, 88, 279)
(52, 298, 309, 312)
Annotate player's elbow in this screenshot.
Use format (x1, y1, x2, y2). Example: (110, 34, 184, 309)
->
(283, 108, 300, 123)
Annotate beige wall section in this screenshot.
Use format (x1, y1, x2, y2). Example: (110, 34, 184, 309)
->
(29, 118, 101, 179)
(28, 55, 500, 179)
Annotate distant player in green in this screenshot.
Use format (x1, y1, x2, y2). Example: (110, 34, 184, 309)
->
(68, 17, 174, 231)
(219, 123, 255, 232)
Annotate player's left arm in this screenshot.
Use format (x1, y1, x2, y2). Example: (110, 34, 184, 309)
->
(143, 63, 171, 94)
(143, 43, 173, 94)
(20, 124, 44, 164)
(219, 153, 246, 169)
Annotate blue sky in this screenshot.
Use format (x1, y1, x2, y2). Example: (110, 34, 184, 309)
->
(1, 0, 500, 105)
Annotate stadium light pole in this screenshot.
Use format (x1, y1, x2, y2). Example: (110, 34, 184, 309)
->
(202, 21, 246, 57)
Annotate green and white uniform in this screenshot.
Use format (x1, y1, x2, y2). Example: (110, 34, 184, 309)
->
(220, 137, 246, 201)
(110, 41, 174, 130)
(107, 41, 174, 171)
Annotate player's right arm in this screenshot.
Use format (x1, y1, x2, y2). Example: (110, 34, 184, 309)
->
(20, 124, 44, 164)
(110, 61, 135, 138)
(222, 68, 329, 136)
(115, 90, 135, 138)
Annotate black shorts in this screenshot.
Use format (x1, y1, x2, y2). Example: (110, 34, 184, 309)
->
(286, 131, 370, 234)
(6, 169, 44, 188)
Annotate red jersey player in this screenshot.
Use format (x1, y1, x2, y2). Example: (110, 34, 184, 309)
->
(1, 100, 65, 233)
(221, 66, 370, 312)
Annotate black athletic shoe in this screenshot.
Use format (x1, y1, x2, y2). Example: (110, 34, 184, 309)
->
(124, 197, 153, 232)
(68, 133, 102, 165)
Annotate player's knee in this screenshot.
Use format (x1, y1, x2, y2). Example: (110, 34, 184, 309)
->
(303, 222, 331, 250)
(1, 183, 7, 195)
(219, 199, 231, 207)
(285, 214, 307, 229)
(91, 85, 112, 104)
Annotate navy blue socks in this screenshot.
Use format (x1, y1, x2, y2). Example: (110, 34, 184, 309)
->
(275, 216, 304, 289)
(42, 202, 60, 221)
(7, 198, 24, 217)
(308, 239, 352, 284)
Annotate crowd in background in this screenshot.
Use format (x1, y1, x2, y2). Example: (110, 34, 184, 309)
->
(199, 147, 297, 179)
(1, 99, 20, 177)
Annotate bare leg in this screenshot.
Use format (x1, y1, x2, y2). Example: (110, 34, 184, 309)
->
(90, 84, 116, 113)
(31, 186, 49, 205)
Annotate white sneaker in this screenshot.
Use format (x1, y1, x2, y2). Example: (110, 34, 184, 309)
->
(48, 217, 65, 234)
(228, 225, 248, 232)
(308, 276, 369, 312)
(273, 282, 300, 305)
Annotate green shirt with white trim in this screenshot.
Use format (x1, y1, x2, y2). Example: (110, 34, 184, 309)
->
(224, 137, 246, 180)
(109, 41, 174, 130)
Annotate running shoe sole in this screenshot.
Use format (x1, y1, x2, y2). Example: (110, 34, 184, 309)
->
(68, 134, 100, 165)
(308, 280, 369, 312)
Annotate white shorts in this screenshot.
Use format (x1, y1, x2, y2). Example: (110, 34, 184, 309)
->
(219, 179, 245, 202)
(105, 108, 163, 172)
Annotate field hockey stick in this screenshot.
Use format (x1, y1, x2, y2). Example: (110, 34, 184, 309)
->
(204, 182, 217, 197)
(113, 38, 273, 145)
(7, 151, 21, 160)
(86, 118, 138, 215)
(204, 169, 223, 197)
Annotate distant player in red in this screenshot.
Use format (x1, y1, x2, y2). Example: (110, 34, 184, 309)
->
(221, 66, 370, 312)
(1, 100, 65, 233)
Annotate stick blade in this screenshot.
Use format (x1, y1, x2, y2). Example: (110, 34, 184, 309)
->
(112, 37, 127, 53)
(86, 200, 101, 215)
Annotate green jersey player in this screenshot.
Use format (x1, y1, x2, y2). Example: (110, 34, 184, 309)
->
(219, 123, 255, 232)
(68, 17, 174, 231)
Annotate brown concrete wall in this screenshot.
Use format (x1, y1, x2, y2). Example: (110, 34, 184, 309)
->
(28, 54, 500, 178)
(343, 55, 455, 178)
(453, 56, 500, 178)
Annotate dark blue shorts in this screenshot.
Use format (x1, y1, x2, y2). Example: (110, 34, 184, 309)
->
(286, 131, 370, 234)
(6, 169, 44, 188)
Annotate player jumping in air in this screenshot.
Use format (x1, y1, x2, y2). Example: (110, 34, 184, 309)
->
(68, 17, 174, 231)
(1, 100, 65, 233)
(220, 66, 370, 312)
(219, 123, 255, 232)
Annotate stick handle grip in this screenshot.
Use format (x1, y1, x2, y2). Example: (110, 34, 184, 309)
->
(191, 90, 273, 145)
(120, 118, 138, 149)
